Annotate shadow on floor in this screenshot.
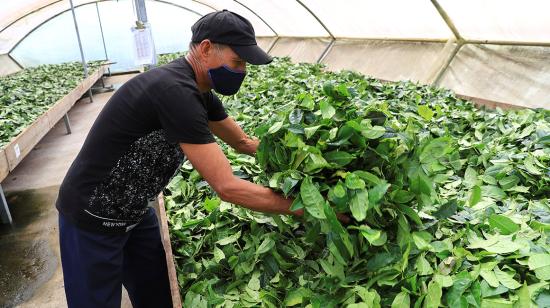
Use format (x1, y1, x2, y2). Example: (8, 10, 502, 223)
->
(0, 186, 59, 308)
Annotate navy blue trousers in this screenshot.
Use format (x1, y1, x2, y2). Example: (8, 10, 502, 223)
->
(59, 208, 172, 308)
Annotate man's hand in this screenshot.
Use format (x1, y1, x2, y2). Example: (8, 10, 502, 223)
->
(180, 142, 349, 224)
(209, 117, 258, 156)
(238, 137, 259, 156)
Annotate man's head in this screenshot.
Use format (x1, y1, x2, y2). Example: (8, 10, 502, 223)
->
(186, 10, 272, 95)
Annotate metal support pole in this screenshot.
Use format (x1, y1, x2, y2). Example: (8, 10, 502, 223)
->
(69, 0, 93, 103)
(0, 184, 12, 224)
(432, 41, 464, 86)
(96, 2, 111, 76)
(266, 37, 279, 54)
(234, 0, 278, 37)
(430, 0, 463, 42)
(134, 0, 149, 23)
(295, 0, 335, 40)
(133, 0, 156, 69)
(317, 39, 335, 64)
(63, 113, 72, 135)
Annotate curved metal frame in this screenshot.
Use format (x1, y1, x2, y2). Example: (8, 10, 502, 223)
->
(5, 0, 208, 57)
(3, 0, 550, 76)
(0, 0, 64, 33)
(233, 0, 278, 36)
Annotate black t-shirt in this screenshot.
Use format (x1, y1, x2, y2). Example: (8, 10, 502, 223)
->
(56, 57, 227, 233)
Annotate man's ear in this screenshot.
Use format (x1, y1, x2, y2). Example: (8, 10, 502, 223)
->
(198, 39, 213, 60)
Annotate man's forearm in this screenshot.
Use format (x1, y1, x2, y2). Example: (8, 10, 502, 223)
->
(218, 177, 302, 216)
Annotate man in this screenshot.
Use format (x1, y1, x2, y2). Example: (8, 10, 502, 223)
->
(56, 10, 304, 308)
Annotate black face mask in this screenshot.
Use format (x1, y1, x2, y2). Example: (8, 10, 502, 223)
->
(207, 65, 246, 96)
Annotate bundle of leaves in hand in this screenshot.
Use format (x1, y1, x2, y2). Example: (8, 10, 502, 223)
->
(0, 61, 105, 147)
(164, 57, 550, 307)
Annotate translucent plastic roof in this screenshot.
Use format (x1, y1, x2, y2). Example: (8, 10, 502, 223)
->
(3, 0, 550, 50)
(1, 0, 549, 108)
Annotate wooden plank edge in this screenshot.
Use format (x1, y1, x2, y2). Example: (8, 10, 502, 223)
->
(157, 193, 183, 308)
(4, 116, 49, 171)
(0, 150, 8, 182)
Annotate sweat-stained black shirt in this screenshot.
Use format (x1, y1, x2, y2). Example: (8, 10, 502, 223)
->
(56, 57, 228, 233)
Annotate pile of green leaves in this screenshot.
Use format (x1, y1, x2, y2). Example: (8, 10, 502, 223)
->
(0, 61, 104, 147)
(158, 52, 186, 66)
(164, 57, 550, 307)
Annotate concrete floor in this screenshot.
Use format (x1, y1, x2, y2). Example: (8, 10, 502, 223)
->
(0, 73, 138, 308)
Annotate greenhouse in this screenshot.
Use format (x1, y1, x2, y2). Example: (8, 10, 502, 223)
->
(0, 0, 549, 307)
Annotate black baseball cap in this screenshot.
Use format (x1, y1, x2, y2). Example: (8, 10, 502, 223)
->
(191, 9, 272, 65)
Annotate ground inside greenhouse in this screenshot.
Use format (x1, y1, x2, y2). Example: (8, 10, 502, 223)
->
(0, 73, 138, 308)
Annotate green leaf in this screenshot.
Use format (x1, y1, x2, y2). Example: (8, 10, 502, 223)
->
(418, 105, 434, 121)
(392, 190, 416, 203)
(350, 189, 369, 221)
(469, 185, 482, 207)
(412, 231, 432, 251)
(303, 153, 329, 173)
(333, 182, 346, 198)
(284, 288, 307, 306)
(320, 100, 336, 119)
(391, 291, 410, 308)
(304, 125, 322, 139)
(464, 167, 478, 188)
(346, 173, 366, 190)
(493, 267, 521, 289)
(397, 204, 423, 226)
(516, 282, 530, 308)
(423, 280, 442, 308)
(361, 126, 386, 139)
(433, 199, 458, 219)
(445, 271, 472, 307)
(256, 237, 275, 256)
(480, 269, 500, 288)
(528, 254, 550, 281)
(368, 181, 390, 206)
(289, 109, 303, 124)
(300, 176, 326, 219)
(289, 195, 304, 211)
(481, 185, 507, 200)
(354, 225, 387, 246)
(498, 175, 520, 190)
(203, 197, 221, 212)
(324, 201, 354, 256)
(268, 121, 284, 134)
(481, 298, 513, 308)
(419, 137, 451, 164)
(415, 254, 434, 276)
(467, 234, 522, 254)
(216, 230, 242, 246)
(213, 246, 225, 263)
(324, 150, 355, 167)
(488, 214, 520, 235)
(535, 291, 550, 307)
(523, 156, 542, 175)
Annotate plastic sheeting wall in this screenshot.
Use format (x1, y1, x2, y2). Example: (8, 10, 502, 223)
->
(322, 40, 450, 84)
(439, 44, 550, 109)
(268, 38, 550, 109)
(269, 38, 331, 64)
(0, 54, 22, 76)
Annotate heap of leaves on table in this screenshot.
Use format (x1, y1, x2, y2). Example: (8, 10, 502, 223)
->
(162, 57, 550, 307)
(0, 61, 104, 147)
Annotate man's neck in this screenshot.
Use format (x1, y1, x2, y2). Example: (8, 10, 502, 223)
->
(185, 53, 210, 93)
